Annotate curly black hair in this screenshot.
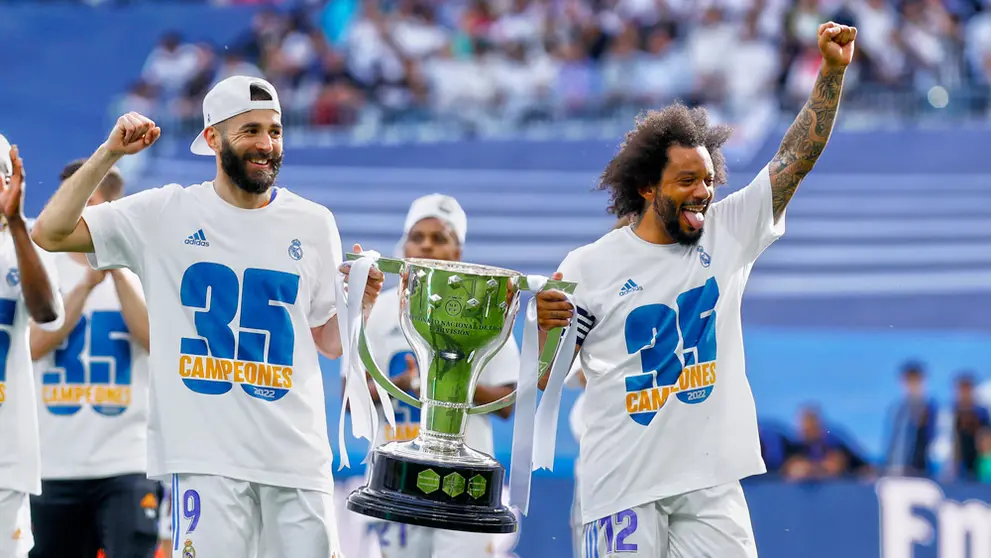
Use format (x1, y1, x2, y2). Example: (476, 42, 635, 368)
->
(597, 102, 733, 218)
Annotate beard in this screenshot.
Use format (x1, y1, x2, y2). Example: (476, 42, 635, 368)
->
(220, 140, 283, 195)
(652, 193, 705, 246)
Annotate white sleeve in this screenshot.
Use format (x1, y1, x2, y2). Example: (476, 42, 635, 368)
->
(478, 333, 520, 387)
(563, 357, 583, 389)
(569, 392, 586, 441)
(81, 185, 174, 274)
(308, 211, 342, 328)
(556, 249, 595, 348)
(708, 164, 786, 266)
(32, 246, 65, 332)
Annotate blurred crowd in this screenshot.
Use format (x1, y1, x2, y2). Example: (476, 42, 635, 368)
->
(760, 362, 991, 485)
(120, 0, 991, 136)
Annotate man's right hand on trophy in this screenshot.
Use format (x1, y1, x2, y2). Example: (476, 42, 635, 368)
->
(104, 112, 161, 158)
(338, 243, 385, 309)
(536, 271, 574, 331)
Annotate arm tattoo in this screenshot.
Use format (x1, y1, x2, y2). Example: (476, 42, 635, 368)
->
(768, 65, 845, 218)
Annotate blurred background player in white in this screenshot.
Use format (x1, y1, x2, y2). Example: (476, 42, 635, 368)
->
(29, 75, 384, 558)
(29, 159, 159, 558)
(349, 194, 520, 558)
(0, 137, 66, 558)
(535, 22, 857, 558)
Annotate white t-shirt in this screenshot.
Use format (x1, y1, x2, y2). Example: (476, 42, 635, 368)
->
(355, 286, 520, 457)
(561, 165, 784, 524)
(34, 253, 150, 480)
(0, 228, 64, 495)
(81, 182, 342, 494)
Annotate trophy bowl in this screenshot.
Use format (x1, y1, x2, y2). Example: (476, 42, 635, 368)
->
(343, 255, 574, 534)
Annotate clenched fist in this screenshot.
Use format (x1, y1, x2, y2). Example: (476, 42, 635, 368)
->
(536, 272, 574, 332)
(337, 243, 386, 310)
(818, 21, 857, 69)
(104, 112, 161, 157)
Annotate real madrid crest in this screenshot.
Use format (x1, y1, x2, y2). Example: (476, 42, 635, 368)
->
(182, 539, 196, 558)
(697, 246, 711, 268)
(5, 268, 19, 287)
(288, 239, 303, 261)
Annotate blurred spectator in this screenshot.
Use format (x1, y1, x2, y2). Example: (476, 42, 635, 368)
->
(782, 406, 872, 481)
(978, 427, 991, 483)
(849, 0, 908, 85)
(140, 32, 203, 101)
(885, 361, 939, 477)
(949, 373, 991, 481)
(115, 80, 159, 118)
(759, 419, 795, 474)
(213, 50, 266, 87)
(310, 51, 366, 126)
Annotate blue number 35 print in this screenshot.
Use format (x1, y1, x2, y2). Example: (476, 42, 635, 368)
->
(178, 262, 300, 402)
(624, 277, 720, 425)
(43, 311, 133, 416)
(0, 299, 17, 409)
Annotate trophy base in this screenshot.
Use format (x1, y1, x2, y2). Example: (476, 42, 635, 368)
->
(346, 445, 518, 534)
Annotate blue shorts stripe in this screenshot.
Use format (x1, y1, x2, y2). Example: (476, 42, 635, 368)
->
(172, 474, 180, 551)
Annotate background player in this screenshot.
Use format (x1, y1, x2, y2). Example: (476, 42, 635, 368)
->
(29, 76, 383, 558)
(350, 194, 520, 558)
(29, 160, 160, 558)
(536, 22, 857, 558)
(0, 138, 66, 558)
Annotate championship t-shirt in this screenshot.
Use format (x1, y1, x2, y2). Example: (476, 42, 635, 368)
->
(34, 253, 150, 480)
(0, 227, 64, 495)
(82, 182, 342, 493)
(561, 166, 785, 523)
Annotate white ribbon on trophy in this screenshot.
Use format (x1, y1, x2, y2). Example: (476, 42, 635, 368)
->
(335, 250, 398, 470)
(508, 275, 578, 516)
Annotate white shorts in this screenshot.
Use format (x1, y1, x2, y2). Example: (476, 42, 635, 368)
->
(0, 490, 32, 558)
(582, 481, 757, 558)
(368, 520, 495, 558)
(169, 474, 343, 558)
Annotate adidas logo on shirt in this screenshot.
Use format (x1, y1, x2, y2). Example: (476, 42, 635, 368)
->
(185, 229, 210, 247)
(618, 279, 643, 296)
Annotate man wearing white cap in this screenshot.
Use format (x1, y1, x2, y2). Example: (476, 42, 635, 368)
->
(30, 76, 384, 558)
(348, 194, 520, 558)
(0, 137, 66, 558)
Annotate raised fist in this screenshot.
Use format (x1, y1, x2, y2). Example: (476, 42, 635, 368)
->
(104, 112, 161, 157)
(818, 22, 857, 68)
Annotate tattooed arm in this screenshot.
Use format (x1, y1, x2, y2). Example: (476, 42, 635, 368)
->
(768, 22, 857, 220)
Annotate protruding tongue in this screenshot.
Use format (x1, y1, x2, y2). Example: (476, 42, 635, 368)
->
(683, 210, 704, 231)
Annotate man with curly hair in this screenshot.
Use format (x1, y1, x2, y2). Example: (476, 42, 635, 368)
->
(535, 21, 857, 558)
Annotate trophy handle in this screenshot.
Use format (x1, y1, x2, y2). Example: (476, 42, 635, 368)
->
(468, 278, 577, 415)
(346, 253, 422, 409)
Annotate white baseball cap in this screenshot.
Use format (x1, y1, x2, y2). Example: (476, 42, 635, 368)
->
(0, 134, 11, 178)
(189, 75, 281, 156)
(403, 194, 468, 245)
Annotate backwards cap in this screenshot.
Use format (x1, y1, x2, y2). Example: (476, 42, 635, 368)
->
(190, 75, 281, 156)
